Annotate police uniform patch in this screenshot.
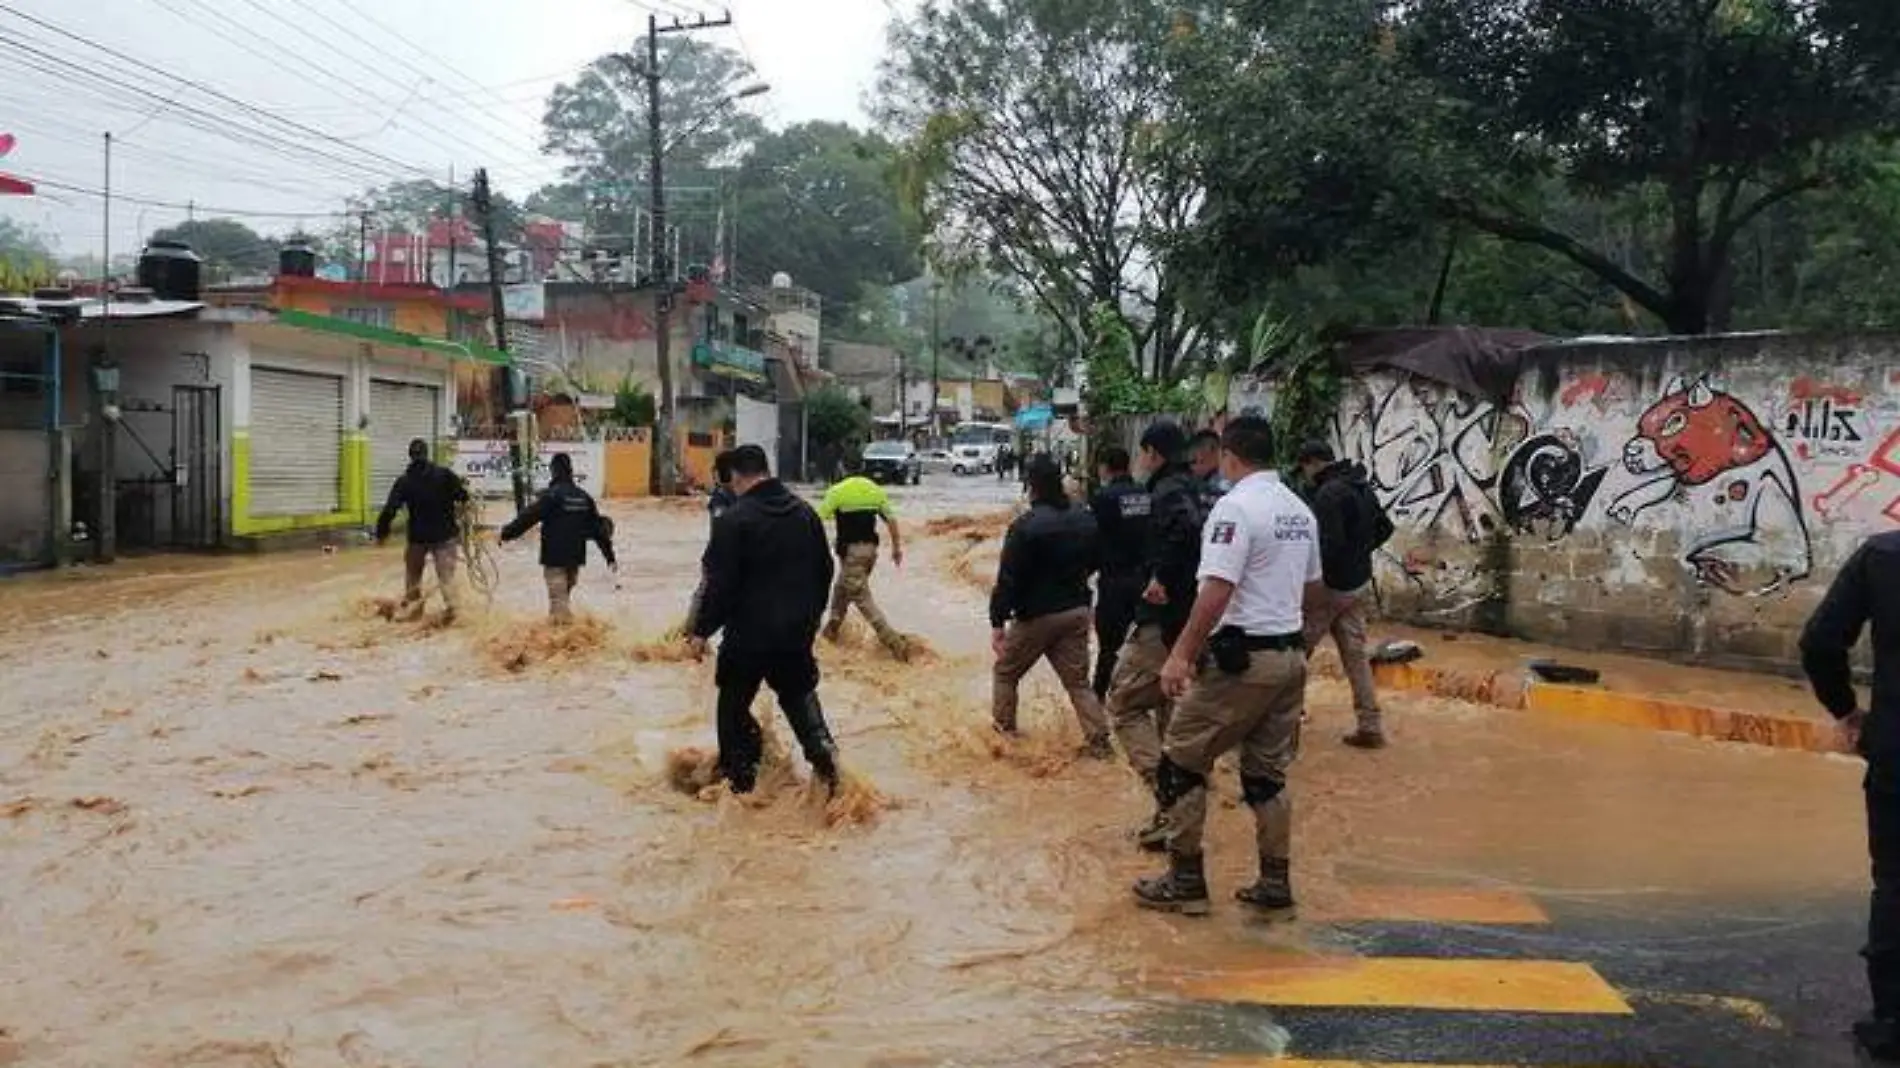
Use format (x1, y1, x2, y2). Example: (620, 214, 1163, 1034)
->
(1209, 520, 1237, 545)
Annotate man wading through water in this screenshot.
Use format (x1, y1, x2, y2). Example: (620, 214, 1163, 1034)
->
(1090, 445, 1151, 701)
(817, 457, 911, 660)
(990, 454, 1111, 756)
(689, 445, 842, 795)
(1801, 531, 1900, 1065)
(376, 438, 470, 620)
(682, 450, 738, 635)
(1104, 422, 1208, 850)
(1297, 440, 1395, 748)
(499, 452, 617, 623)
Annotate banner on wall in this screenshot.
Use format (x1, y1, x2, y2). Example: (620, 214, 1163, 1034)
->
(455, 439, 603, 498)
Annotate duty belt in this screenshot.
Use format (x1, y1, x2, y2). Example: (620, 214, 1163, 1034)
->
(1237, 632, 1304, 652)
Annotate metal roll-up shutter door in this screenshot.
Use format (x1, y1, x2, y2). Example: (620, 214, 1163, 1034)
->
(249, 366, 343, 516)
(370, 379, 441, 493)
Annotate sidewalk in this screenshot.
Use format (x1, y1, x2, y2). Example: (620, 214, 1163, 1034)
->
(1311, 623, 1837, 754)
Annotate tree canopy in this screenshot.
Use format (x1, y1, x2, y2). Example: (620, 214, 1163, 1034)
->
(880, 0, 1212, 378)
(1172, 0, 1900, 335)
(148, 218, 279, 278)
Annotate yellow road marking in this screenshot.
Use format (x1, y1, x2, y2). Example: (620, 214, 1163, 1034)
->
(1181, 958, 1633, 1015)
(1321, 887, 1551, 925)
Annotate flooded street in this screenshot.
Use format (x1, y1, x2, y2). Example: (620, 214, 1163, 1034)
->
(0, 476, 1877, 1067)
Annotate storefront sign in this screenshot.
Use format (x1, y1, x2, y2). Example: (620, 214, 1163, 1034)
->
(455, 439, 603, 498)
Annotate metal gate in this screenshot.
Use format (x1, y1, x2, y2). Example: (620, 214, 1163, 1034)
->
(172, 385, 222, 547)
(249, 366, 343, 516)
(369, 378, 440, 494)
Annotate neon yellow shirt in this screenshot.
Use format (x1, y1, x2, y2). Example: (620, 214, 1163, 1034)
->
(818, 476, 894, 520)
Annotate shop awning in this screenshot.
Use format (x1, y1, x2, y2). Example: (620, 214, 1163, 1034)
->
(273, 308, 512, 366)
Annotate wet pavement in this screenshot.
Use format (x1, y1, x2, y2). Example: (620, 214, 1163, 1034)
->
(0, 471, 1879, 1067)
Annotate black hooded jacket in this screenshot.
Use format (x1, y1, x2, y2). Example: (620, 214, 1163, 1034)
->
(693, 478, 835, 652)
(376, 460, 469, 546)
(1308, 459, 1393, 592)
(1132, 463, 1206, 645)
(499, 477, 617, 570)
(989, 498, 1099, 628)
(1802, 532, 1900, 762)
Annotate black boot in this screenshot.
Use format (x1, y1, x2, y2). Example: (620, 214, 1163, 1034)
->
(1235, 856, 1297, 921)
(1133, 853, 1211, 916)
(783, 692, 842, 795)
(1857, 1018, 1900, 1064)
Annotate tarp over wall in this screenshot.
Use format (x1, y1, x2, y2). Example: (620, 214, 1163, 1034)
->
(1335, 327, 1550, 401)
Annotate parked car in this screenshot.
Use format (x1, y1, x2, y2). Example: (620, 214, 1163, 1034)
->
(861, 440, 923, 485)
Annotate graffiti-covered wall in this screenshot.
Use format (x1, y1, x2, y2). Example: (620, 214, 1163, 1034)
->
(1332, 333, 1900, 673)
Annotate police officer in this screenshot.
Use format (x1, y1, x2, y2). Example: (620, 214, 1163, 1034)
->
(499, 452, 617, 623)
(1089, 445, 1150, 701)
(375, 437, 470, 620)
(1189, 429, 1230, 512)
(682, 450, 738, 635)
(1103, 422, 1207, 851)
(689, 444, 842, 795)
(1133, 416, 1322, 919)
(1800, 531, 1900, 1063)
(990, 454, 1107, 755)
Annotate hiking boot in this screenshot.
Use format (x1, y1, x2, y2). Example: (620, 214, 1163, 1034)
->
(992, 721, 1021, 739)
(1343, 729, 1388, 750)
(821, 619, 843, 644)
(808, 744, 841, 797)
(1078, 735, 1115, 761)
(883, 634, 912, 663)
(1235, 856, 1297, 921)
(1135, 809, 1169, 854)
(1133, 853, 1211, 916)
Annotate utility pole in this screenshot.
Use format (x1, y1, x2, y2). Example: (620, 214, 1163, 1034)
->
(445, 163, 458, 297)
(356, 211, 370, 284)
(896, 351, 907, 438)
(473, 168, 529, 512)
(625, 8, 732, 496)
(928, 277, 941, 445)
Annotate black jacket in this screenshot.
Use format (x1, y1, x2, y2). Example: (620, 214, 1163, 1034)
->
(1801, 532, 1900, 761)
(708, 486, 737, 527)
(499, 478, 617, 570)
(1133, 464, 1206, 645)
(694, 478, 835, 652)
(376, 460, 469, 546)
(1308, 460, 1394, 592)
(1090, 475, 1152, 583)
(990, 499, 1099, 628)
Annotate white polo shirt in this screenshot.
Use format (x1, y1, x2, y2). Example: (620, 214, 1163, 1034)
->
(1196, 470, 1322, 635)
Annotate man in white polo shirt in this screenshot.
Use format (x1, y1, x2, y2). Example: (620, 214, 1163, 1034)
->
(1132, 415, 1323, 919)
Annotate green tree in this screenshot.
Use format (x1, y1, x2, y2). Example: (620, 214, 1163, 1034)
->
(541, 37, 765, 245)
(731, 122, 921, 323)
(881, 0, 1213, 377)
(607, 377, 656, 428)
(1176, 0, 1900, 335)
(148, 218, 279, 278)
(806, 383, 874, 451)
(0, 217, 55, 289)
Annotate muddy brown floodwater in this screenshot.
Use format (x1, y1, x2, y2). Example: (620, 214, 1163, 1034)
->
(0, 489, 1872, 1067)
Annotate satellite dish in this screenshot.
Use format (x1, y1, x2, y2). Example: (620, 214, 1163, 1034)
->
(771, 271, 792, 289)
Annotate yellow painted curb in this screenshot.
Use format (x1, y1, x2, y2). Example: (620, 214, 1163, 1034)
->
(1311, 658, 1829, 754)
(1178, 957, 1633, 1015)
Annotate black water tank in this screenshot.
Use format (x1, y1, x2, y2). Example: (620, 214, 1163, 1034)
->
(279, 241, 317, 278)
(137, 240, 203, 301)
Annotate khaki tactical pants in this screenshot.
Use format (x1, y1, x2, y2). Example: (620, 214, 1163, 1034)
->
(403, 542, 459, 613)
(544, 566, 580, 623)
(1303, 583, 1381, 732)
(829, 543, 904, 650)
(1106, 624, 1174, 780)
(1161, 648, 1307, 861)
(993, 606, 1108, 741)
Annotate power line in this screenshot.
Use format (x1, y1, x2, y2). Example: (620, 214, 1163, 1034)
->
(0, 34, 422, 186)
(0, 4, 435, 180)
(18, 173, 358, 219)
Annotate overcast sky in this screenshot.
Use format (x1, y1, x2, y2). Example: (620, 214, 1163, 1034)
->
(0, 0, 904, 259)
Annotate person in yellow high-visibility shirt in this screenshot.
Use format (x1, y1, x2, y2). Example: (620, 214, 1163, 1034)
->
(817, 459, 910, 661)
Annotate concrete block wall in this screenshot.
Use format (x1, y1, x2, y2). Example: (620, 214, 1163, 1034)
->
(1332, 333, 1900, 674)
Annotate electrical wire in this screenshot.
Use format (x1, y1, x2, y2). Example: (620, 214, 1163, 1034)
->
(0, 4, 436, 180)
(15, 173, 358, 219)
